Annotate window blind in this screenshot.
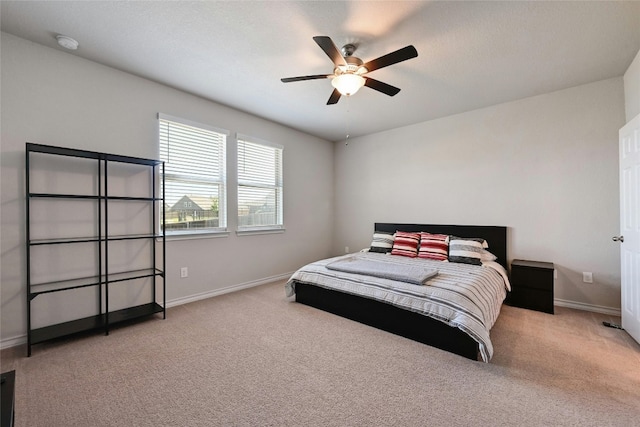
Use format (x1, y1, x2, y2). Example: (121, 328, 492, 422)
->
(159, 115, 227, 233)
(237, 136, 283, 230)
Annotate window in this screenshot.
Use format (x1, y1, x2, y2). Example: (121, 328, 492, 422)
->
(159, 114, 227, 234)
(237, 135, 283, 231)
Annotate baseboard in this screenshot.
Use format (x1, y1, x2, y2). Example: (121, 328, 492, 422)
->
(0, 335, 28, 351)
(0, 273, 293, 351)
(554, 298, 621, 316)
(165, 272, 293, 308)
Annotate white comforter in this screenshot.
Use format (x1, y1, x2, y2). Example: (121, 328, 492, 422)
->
(286, 252, 510, 362)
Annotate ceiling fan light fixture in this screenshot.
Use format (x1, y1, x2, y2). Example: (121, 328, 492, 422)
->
(331, 73, 365, 96)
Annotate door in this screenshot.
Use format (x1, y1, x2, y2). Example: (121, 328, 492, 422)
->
(619, 114, 640, 344)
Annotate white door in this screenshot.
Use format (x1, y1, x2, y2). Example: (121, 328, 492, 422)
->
(619, 114, 640, 344)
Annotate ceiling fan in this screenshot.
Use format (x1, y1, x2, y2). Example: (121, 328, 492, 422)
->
(281, 36, 418, 105)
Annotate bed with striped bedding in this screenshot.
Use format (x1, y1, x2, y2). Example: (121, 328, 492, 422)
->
(286, 252, 508, 362)
(287, 223, 509, 362)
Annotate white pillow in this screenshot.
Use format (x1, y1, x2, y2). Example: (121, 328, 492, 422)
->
(480, 249, 497, 262)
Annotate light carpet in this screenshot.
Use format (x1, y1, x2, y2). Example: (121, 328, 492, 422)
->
(1, 280, 639, 426)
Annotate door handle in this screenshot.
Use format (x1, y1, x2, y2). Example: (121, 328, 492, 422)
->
(612, 235, 624, 242)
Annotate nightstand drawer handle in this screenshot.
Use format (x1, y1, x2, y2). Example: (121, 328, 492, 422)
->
(612, 235, 624, 243)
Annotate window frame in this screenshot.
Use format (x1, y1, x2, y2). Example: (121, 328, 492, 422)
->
(158, 113, 229, 238)
(236, 133, 284, 235)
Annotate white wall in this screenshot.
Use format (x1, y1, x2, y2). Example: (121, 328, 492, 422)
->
(333, 78, 625, 311)
(624, 49, 640, 122)
(0, 33, 334, 344)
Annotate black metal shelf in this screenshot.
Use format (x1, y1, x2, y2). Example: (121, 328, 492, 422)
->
(29, 233, 163, 246)
(29, 275, 102, 298)
(26, 142, 166, 356)
(29, 268, 165, 298)
(106, 234, 164, 242)
(107, 195, 163, 202)
(29, 193, 162, 202)
(27, 142, 163, 166)
(104, 268, 165, 285)
(29, 193, 101, 200)
(29, 236, 101, 246)
(30, 303, 164, 345)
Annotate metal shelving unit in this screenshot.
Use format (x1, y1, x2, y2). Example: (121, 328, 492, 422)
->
(26, 142, 166, 356)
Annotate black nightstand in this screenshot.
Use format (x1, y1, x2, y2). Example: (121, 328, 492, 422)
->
(507, 259, 554, 314)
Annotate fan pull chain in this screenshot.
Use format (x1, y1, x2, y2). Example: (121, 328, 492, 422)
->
(345, 96, 351, 146)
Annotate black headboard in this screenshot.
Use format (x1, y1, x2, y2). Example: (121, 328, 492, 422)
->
(374, 223, 508, 270)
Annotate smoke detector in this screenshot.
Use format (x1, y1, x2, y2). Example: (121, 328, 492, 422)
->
(56, 35, 79, 50)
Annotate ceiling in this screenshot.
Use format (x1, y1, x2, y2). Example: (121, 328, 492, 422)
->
(2, 1, 639, 142)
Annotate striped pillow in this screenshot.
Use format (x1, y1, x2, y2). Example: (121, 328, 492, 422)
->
(369, 231, 395, 253)
(448, 237, 486, 265)
(390, 231, 420, 257)
(418, 232, 449, 261)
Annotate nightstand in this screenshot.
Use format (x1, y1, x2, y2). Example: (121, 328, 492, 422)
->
(507, 259, 554, 314)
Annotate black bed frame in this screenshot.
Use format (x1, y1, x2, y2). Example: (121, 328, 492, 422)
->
(294, 223, 508, 361)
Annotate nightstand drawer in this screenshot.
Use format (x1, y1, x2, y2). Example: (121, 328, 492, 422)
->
(508, 259, 554, 314)
(508, 287, 554, 314)
(511, 266, 554, 291)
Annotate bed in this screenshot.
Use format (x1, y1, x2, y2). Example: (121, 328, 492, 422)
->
(286, 223, 509, 362)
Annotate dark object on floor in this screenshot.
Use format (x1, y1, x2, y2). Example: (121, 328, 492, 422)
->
(602, 321, 624, 330)
(1, 370, 15, 427)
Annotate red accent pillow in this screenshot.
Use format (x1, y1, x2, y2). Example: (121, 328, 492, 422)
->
(390, 231, 420, 257)
(418, 232, 449, 261)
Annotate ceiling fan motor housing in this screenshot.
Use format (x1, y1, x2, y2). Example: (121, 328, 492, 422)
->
(335, 56, 366, 75)
(336, 44, 366, 74)
(341, 43, 357, 57)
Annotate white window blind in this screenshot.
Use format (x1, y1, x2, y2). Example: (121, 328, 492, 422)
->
(159, 114, 227, 234)
(237, 135, 283, 230)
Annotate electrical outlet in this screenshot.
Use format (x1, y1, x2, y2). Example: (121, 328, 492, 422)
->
(345, 246, 350, 253)
(180, 267, 188, 278)
(582, 272, 593, 283)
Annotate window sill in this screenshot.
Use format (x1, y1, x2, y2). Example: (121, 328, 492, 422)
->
(162, 230, 230, 241)
(236, 227, 285, 236)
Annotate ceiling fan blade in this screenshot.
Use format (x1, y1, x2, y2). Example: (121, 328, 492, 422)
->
(281, 74, 331, 83)
(327, 89, 341, 105)
(313, 36, 347, 67)
(363, 45, 418, 73)
(364, 77, 401, 96)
